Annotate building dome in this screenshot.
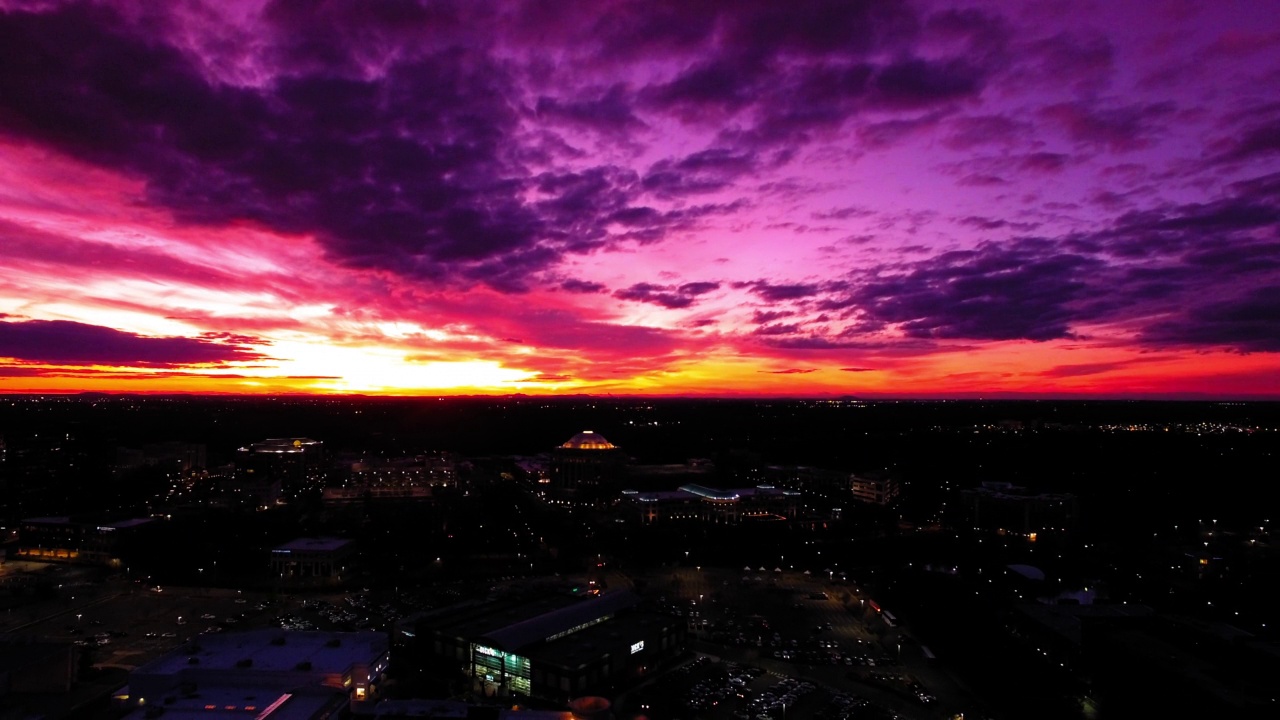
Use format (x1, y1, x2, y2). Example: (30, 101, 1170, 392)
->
(560, 430, 617, 450)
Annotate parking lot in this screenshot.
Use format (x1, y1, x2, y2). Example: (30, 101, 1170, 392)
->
(632, 567, 952, 719)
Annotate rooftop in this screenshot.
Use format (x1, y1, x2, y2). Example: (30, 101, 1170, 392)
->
(247, 438, 322, 454)
(480, 590, 639, 652)
(558, 431, 617, 451)
(272, 537, 353, 554)
(524, 609, 680, 670)
(133, 629, 387, 677)
(123, 686, 344, 720)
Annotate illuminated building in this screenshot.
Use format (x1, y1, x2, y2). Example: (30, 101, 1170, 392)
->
(403, 588, 684, 701)
(14, 515, 152, 566)
(124, 629, 388, 720)
(548, 431, 626, 504)
(234, 438, 325, 505)
(622, 483, 800, 524)
(322, 452, 452, 505)
(850, 474, 899, 505)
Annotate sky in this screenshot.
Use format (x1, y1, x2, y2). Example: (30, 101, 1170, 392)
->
(1, 0, 1279, 398)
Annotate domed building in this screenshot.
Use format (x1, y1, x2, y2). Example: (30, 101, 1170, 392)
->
(559, 431, 618, 451)
(550, 431, 626, 504)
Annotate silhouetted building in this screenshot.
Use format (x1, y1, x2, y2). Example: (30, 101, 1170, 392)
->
(549, 432, 626, 505)
(0, 639, 79, 694)
(270, 537, 355, 585)
(1081, 615, 1276, 718)
(115, 441, 207, 472)
(961, 482, 1078, 536)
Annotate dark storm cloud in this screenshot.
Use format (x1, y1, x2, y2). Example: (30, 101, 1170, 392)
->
(558, 279, 608, 294)
(1020, 32, 1115, 93)
(848, 245, 1100, 341)
(0, 319, 266, 366)
(871, 58, 985, 108)
(1020, 152, 1069, 173)
(739, 281, 826, 302)
(942, 114, 1028, 149)
(957, 216, 1040, 232)
(643, 148, 760, 198)
(0, 4, 550, 289)
(1212, 118, 1280, 164)
(1141, 286, 1280, 352)
(1041, 100, 1177, 152)
(0, 2, 758, 293)
(633, 0, 996, 148)
(757, 169, 1280, 351)
(754, 323, 803, 336)
(752, 310, 794, 324)
(614, 281, 720, 309)
(535, 84, 647, 135)
(0, 0, 1003, 298)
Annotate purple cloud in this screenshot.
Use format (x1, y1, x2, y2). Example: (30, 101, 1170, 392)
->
(0, 320, 266, 366)
(614, 281, 721, 309)
(1041, 100, 1177, 152)
(741, 281, 826, 301)
(559, 279, 608, 294)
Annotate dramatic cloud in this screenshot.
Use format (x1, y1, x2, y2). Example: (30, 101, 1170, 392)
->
(1, 0, 1278, 396)
(0, 319, 266, 366)
(615, 281, 721, 309)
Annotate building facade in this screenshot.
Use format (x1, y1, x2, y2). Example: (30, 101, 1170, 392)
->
(270, 537, 355, 585)
(851, 475, 900, 505)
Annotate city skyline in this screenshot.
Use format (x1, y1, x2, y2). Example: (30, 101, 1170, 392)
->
(2, 0, 1279, 397)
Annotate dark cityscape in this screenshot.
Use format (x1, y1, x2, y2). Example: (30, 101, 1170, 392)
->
(0, 396, 1276, 719)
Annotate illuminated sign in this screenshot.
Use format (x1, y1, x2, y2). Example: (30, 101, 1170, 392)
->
(476, 646, 504, 658)
(630, 641, 644, 654)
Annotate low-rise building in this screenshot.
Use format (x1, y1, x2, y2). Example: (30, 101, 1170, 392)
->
(14, 515, 153, 567)
(124, 629, 388, 720)
(622, 484, 800, 524)
(270, 537, 355, 585)
(961, 482, 1078, 536)
(405, 588, 685, 702)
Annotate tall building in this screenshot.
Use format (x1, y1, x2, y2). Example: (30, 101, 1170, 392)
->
(548, 431, 626, 504)
(851, 474, 899, 505)
(234, 438, 324, 506)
